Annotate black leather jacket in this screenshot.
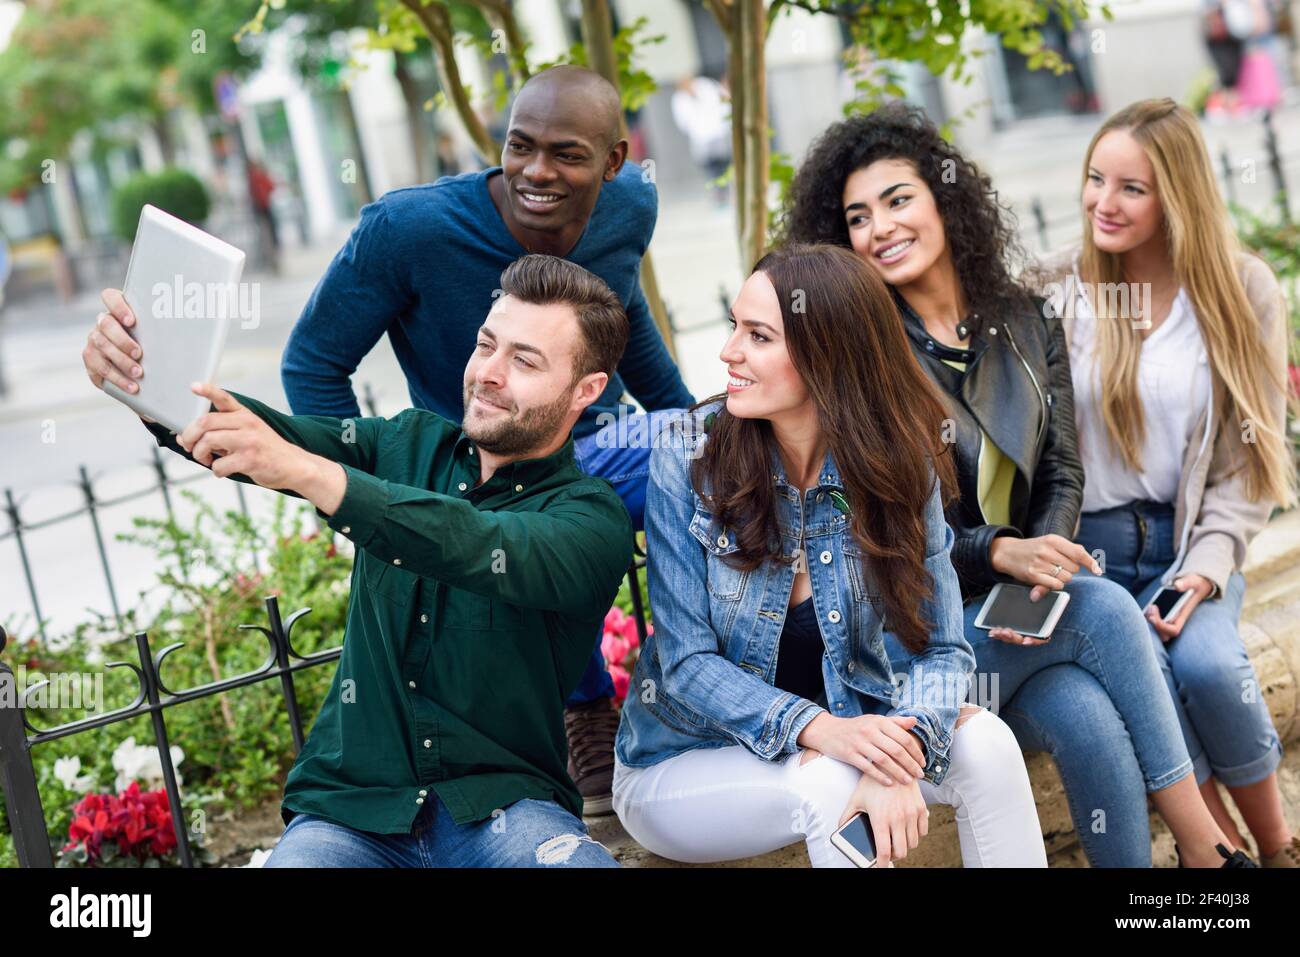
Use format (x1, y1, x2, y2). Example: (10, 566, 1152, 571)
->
(894, 291, 1084, 601)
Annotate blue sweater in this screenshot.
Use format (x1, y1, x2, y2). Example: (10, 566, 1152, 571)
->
(281, 164, 694, 439)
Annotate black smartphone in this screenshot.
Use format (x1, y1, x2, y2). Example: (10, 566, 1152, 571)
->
(1147, 586, 1194, 623)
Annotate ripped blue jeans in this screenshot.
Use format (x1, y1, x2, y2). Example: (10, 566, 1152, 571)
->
(265, 795, 619, 868)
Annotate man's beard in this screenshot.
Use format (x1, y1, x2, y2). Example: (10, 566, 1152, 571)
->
(463, 383, 573, 457)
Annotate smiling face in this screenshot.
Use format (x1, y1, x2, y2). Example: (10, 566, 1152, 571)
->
(1083, 129, 1164, 255)
(462, 296, 592, 457)
(719, 271, 812, 423)
(841, 158, 949, 286)
(499, 80, 625, 237)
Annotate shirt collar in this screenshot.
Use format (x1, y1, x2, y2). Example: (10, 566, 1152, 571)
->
(453, 430, 578, 494)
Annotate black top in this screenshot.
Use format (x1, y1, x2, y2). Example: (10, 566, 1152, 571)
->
(774, 596, 825, 702)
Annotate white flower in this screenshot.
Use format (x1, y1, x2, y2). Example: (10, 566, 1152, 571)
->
(243, 848, 273, 868)
(111, 736, 185, 793)
(53, 756, 97, 794)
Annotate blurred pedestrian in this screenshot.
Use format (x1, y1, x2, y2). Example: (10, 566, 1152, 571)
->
(670, 75, 732, 205)
(247, 158, 281, 274)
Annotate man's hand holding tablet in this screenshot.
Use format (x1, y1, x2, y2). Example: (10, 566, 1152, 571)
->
(83, 287, 144, 397)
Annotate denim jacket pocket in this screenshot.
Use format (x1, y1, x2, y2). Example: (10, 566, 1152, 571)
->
(688, 507, 749, 601)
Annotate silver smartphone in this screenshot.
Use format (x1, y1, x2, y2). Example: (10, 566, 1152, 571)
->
(973, 582, 1071, 640)
(830, 812, 877, 868)
(1146, 586, 1194, 623)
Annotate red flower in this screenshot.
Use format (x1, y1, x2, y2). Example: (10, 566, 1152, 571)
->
(609, 663, 631, 703)
(62, 781, 176, 865)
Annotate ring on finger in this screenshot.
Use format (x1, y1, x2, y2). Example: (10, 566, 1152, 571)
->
(1052, 563, 1063, 579)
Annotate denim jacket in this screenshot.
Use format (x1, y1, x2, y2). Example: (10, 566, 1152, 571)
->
(615, 408, 975, 785)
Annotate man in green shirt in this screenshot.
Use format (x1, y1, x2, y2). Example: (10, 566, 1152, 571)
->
(136, 255, 634, 866)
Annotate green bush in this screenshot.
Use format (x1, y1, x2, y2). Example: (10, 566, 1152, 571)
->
(0, 492, 351, 867)
(110, 168, 211, 242)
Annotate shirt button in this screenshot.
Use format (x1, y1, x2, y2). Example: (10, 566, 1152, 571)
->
(393, 558, 402, 566)
(408, 680, 416, 689)
(457, 482, 468, 491)
(847, 660, 855, 672)
(468, 446, 474, 454)
(418, 789, 427, 797)
(340, 526, 351, 534)
(816, 493, 825, 504)
(415, 797, 424, 805)
(424, 739, 432, 748)
(514, 484, 523, 492)
(835, 702, 844, 710)
(420, 613, 428, 623)
(819, 550, 832, 564)
(925, 340, 935, 351)
(717, 534, 729, 547)
(989, 327, 998, 336)
(827, 609, 842, 624)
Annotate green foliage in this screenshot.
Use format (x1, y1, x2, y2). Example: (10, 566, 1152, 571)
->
(0, 492, 352, 867)
(110, 169, 212, 241)
(0, 0, 267, 191)
(1233, 205, 1300, 365)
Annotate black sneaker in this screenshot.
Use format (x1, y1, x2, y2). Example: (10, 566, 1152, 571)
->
(1216, 843, 1259, 868)
(564, 697, 619, 817)
(1178, 843, 1259, 868)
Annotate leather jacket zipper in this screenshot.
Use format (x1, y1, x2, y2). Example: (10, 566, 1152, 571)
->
(1002, 324, 1048, 452)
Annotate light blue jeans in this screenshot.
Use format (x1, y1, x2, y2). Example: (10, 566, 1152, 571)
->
(1078, 500, 1284, 790)
(886, 573, 1193, 867)
(264, 795, 619, 867)
(568, 410, 684, 705)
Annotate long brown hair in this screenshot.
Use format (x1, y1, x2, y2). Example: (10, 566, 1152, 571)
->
(1078, 98, 1296, 507)
(691, 244, 957, 653)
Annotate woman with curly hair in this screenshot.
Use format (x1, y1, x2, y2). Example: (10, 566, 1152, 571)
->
(779, 103, 1253, 867)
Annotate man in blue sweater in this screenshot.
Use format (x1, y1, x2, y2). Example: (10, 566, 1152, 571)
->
(82, 65, 694, 817)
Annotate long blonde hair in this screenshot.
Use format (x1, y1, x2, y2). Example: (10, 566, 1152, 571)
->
(1078, 98, 1296, 508)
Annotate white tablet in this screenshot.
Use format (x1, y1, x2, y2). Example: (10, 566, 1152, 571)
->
(102, 205, 246, 433)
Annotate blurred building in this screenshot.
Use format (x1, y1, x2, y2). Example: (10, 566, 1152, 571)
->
(1, 0, 1296, 300)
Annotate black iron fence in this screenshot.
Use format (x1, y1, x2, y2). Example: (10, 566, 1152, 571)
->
(2, 383, 385, 645)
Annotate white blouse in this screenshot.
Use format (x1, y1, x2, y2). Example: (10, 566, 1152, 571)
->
(1068, 284, 1212, 512)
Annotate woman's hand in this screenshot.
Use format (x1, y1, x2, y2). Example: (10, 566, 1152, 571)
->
(838, 771, 928, 866)
(1146, 574, 1214, 643)
(797, 712, 926, 787)
(989, 534, 1101, 597)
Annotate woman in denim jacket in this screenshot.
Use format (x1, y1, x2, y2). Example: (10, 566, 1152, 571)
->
(614, 243, 1047, 867)
(778, 104, 1253, 868)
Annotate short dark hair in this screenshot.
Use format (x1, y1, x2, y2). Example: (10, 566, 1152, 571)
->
(498, 255, 629, 382)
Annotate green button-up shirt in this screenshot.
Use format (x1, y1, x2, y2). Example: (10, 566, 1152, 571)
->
(145, 392, 633, 833)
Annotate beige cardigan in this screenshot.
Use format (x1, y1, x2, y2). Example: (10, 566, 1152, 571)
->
(1029, 245, 1291, 596)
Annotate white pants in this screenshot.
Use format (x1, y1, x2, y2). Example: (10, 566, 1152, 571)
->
(612, 708, 1047, 867)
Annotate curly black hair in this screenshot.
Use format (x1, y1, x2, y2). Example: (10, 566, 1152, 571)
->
(777, 102, 1032, 324)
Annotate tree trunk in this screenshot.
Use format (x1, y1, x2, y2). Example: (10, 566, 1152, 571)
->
(737, 0, 768, 271)
(394, 55, 434, 183)
(401, 0, 500, 164)
(580, 0, 678, 361)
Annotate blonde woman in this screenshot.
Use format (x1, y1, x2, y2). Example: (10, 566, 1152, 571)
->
(1035, 97, 1298, 867)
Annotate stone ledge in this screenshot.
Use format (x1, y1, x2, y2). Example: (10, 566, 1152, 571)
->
(591, 511, 1300, 868)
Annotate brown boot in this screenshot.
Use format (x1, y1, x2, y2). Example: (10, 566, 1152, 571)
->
(564, 697, 619, 817)
(1261, 836, 1300, 868)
